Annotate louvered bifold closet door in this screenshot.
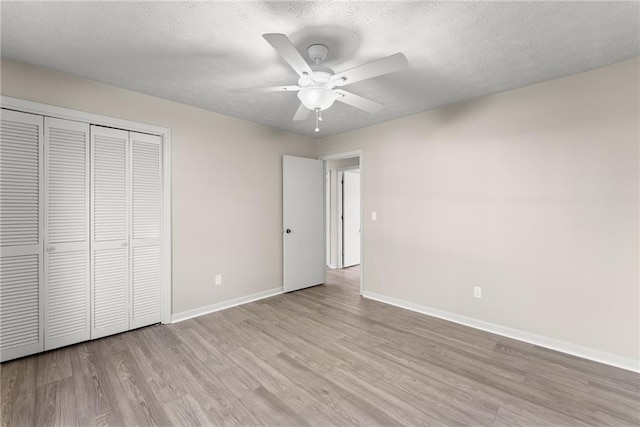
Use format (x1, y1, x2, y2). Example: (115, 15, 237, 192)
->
(44, 117, 90, 350)
(0, 110, 44, 362)
(91, 126, 129, 339)
(130, 132, 162, 329)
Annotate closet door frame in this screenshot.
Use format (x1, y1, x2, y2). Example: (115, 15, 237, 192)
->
(1, 96, 172, 326)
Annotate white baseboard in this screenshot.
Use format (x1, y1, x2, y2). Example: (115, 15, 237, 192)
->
(172, 287, 282, 323)
(362, 290, 639, 373)
(327, 264, 338, 269)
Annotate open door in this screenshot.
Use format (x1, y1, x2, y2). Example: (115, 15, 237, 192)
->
(342, 170, 361, 267)
(283, 155, 324, 292)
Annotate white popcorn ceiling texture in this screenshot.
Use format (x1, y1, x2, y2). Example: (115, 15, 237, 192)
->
(1, 1, 639, 137)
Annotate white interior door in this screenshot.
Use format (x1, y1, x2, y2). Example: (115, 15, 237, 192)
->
(91, 126, 130, 339)
(0, 109, 44, 362)
(44, 117, 90, 351)
(130, 132, 162, 329)
(342, 170, 360, 267)
(283, 155, 324, 292)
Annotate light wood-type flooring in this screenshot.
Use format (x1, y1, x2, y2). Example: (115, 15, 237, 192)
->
(1, 266, 639, 426)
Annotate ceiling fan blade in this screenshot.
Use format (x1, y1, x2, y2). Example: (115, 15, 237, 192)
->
(292, 103, 311, 121)
(263, 33, 316, 78)
(335, 90, 384, 113)
(252, 85, 300, 93)
(231, 85, 299, 93)
(333, 53, 408, 86)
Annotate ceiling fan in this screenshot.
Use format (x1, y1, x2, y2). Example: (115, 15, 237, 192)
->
(253, 33, 409, 133)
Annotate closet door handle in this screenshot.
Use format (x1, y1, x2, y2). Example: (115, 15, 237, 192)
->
(46, 246, 55, 252)
(121, 242, 128, 247)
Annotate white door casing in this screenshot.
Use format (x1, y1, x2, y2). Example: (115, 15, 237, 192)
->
(0, 110, 44, 362)
(283, 155, 325, 292)
(320, 150, 364, 295)
(44, 117, 91, 351)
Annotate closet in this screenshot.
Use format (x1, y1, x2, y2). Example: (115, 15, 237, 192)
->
(0, 109, 164, 362)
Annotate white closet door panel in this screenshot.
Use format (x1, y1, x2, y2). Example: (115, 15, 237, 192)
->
(0, 109, 44, 362)
(0, 111, 42, 247)
(131, 246, 161, 328)
(0, 254, 43, 361)
(44, 117, 90, 351)
(132, 133, 161, 241)
(45, 250, 89, 349)
(92, 247, 128, 338)
(130, 132, 162, 329)
(91, 125, 130, 339)
(46, 120, 89, 244)
(93, 128, 128, 242)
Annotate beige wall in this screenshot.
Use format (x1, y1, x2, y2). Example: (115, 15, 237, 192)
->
(0, 59, 316, 315)
(326, 157, 360, 268)
(318, 59, 640, 360)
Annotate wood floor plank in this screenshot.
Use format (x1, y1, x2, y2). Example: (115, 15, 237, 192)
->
(226, 347, 355, 425)
(335, 338, 502, 424)
(36, 347, 72, 387)
(167, 342, 263, 425)
(1, 356, 37, 427)
(101, 344, 172, 426)
(124, 329, 189, 404)
(267, 351, 403, 426)
(324, 365, 447, 426)
(492, 404, 574, 426)
(164, 394, 212, 427)
(1, 265, 638, 426)
(34, 377, 78, 427)
(68, 343, 122, 427)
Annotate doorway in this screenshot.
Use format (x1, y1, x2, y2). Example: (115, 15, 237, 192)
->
(321, 151, 363, 294)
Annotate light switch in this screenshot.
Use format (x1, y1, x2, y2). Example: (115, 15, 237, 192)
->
(371, 211, 377, 221)
(215, 274, 223, 286)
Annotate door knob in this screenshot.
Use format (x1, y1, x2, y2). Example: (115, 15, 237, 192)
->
(285, 229, 292, 234)
(46, 245, 55, 252)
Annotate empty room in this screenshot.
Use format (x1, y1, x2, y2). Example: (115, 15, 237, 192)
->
(1, 1, 639, 426)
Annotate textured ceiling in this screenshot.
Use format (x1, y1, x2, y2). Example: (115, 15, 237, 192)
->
(1, 1, 639, 137)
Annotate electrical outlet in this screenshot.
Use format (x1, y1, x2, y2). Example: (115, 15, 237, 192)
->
(215, 274, 223, 286)
(474, 287, 482, 298)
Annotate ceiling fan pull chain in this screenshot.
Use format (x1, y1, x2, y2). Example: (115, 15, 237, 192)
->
(315, 109, 320, 133)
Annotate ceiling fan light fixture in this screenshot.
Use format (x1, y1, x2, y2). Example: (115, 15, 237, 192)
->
(297, 87, 338, 111)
